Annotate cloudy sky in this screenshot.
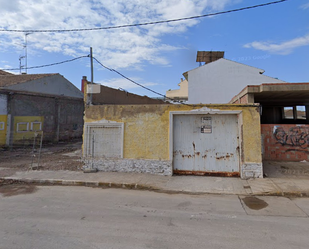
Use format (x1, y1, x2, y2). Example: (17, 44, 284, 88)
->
(0, 0, 308, 97)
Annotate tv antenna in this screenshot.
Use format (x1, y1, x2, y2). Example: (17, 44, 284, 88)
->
(19, 33, 31, 74)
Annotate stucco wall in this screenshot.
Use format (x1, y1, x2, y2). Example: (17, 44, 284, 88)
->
(84, 104, 262, 178)
(262, 124, 309, 161)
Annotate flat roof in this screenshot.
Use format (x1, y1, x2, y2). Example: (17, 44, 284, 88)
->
(230, 82, 309, 105)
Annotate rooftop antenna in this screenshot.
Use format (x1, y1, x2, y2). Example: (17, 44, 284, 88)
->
(19, 33, 31, 74)
(19, 55, 25, 74)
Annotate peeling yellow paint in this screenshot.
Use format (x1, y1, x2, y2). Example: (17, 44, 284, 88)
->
(84, 104, 262, 164)
(0, 115, 7, 146)
(13, 116, 44, 143)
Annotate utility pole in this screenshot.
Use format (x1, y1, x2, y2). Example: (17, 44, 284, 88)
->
(89, 47, 94, 105)
(83, 47, 98, 173)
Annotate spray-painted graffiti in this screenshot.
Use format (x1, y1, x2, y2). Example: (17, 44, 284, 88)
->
(274, 126, 309, 148)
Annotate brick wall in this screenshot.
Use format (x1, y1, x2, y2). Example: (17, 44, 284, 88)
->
(230, 94, 248, 104)
(262, 124, 309, 161)
(239, 94, 248, 104)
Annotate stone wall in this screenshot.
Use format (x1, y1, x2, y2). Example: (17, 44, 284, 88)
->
(84, 158, 172, 176)
(241, 163, 263, 179)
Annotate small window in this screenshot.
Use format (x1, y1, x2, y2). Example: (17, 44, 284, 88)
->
(17, 122, 29, 132)
(0, 122, 5, 130)
(296, 106, 306, 120)
(31, 122, 42, 131)
(282, 106, 307, 120)
(283, 107, 293, 119)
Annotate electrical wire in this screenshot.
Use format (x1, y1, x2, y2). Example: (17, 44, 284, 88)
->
(0, 0, 288, 33)
(0, 55, 89, 71)
(93, 57, 190, 105)
(0, 54, 189, 105)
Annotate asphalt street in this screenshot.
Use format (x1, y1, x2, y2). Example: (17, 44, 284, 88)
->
(0, 185, 309, 249)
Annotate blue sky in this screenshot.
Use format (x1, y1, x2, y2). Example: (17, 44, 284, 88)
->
(0, 0, 308, 97)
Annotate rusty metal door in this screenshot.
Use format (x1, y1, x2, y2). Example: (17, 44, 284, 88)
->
(173, 114, 239, 176)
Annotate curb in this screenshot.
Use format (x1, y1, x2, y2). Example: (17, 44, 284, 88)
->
(1, 177, 309, 197)
(0, 177, 244, 196)
(252, 191, 309, 198)
(0, 177, 162, 192)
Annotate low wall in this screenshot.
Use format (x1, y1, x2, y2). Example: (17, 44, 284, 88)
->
(262, 124, 309, 161)
(84, 158, 172, 176)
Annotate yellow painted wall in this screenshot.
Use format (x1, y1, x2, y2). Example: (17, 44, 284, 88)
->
(84, 104, 262, 164)
(13, 116, 44, 143)
(0, 115, 7, 146)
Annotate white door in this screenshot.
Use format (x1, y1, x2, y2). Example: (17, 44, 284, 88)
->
(88, 125, 122, 158)
(173, 114, 239, 176)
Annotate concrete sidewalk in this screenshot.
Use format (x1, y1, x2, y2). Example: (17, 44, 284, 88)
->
(1, 170, 309, 196)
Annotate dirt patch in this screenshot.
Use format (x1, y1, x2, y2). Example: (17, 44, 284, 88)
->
(0, 182, 38, 197)
(0, 140, 84, 178)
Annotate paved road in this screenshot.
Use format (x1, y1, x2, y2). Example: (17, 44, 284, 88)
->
(0, 185, 309, 249)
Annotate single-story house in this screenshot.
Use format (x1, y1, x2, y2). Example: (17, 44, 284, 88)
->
(83, 77, 263, 179)
(0, 70, 84, 147)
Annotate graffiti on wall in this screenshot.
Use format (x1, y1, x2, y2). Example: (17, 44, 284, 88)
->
(274, 126, 309, 148)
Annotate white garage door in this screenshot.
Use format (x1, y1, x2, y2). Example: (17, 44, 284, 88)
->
(173, 114, 240, 176)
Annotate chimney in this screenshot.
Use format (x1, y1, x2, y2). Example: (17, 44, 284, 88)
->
(81, 76, 87, 93)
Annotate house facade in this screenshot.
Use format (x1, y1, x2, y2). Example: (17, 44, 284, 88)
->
(83, 79, 263, 179)
(0, 71, 84, 147)
(184, 58, 285, 104)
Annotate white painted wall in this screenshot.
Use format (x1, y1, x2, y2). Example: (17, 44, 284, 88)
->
(0, 94, 7, 115)
(187, 58, 285, 104)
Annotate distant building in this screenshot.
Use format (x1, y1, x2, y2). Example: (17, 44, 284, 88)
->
(0, 70, 84, 147)
(166, 78, 188, 102)
(184, 52, 285, 104)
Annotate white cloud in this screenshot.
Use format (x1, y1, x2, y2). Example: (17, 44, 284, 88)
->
(0, 0, 235, 69)
(301, 3, 309, 9)
(98, 77, 158, 90)
(244, 34, 309, 55)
